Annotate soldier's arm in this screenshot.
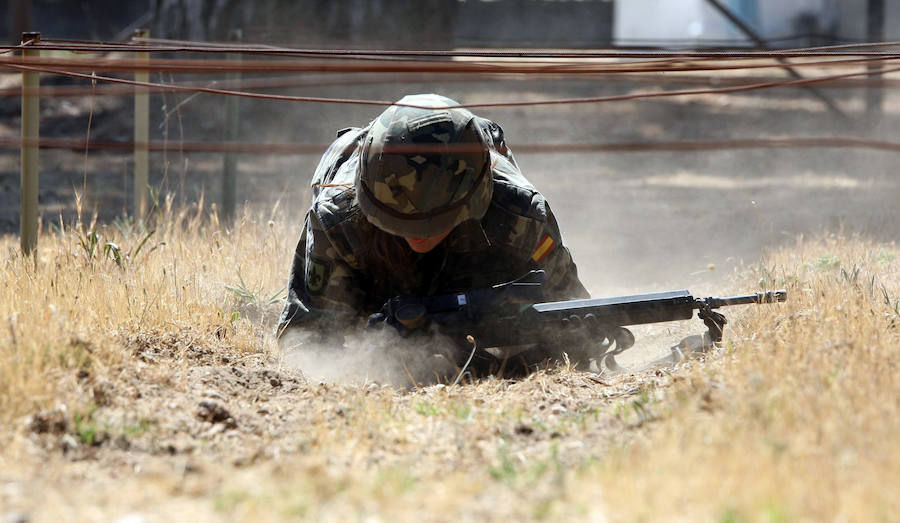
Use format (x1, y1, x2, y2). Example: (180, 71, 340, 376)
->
(486, 119, 586, 300)
(526, 203, 590, 301)
(277, 210, 366, 339)
(487, 170, 590, 301)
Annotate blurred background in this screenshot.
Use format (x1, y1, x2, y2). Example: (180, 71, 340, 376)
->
(1, 0, 898, 293)
(6, 1, 900, 48)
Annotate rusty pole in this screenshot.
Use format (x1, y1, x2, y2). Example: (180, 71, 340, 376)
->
(132, 29, 150, 217)
(866, 0, 885, 117)
(222, 28, 242, 221)
(20, 31, 40, 255)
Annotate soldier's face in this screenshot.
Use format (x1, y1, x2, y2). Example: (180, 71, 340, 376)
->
(404, 229, 452, 253)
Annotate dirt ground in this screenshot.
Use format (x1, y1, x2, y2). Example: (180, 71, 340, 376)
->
(6, 328, 667, 520)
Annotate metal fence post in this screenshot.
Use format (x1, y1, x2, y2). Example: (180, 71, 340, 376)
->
(132, 29, 150, 217)
(222, 28, 242, 221)
(866, 0, 885, 117)
(20, 31, 40, 255)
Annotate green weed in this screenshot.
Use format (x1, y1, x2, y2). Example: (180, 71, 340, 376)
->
(413, 401, 440, 417)
(489, 446, 517, 484)
(213, 489, 250, 512)
(224, 270, 284, 307)
(78, 227, 160, 269)
(719, 507, 748, 523)
(79, 230, 100, 260)
(876, 250, 896, 266)
(452, 402, 472, 420)
(121, 418, 153, 439)
(73, 405, 99, 445)
(839, 264, 861, 286)
(814, 254, 841, 270)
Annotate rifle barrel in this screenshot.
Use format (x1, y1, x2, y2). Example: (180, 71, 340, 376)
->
(701, 290, 787, 309)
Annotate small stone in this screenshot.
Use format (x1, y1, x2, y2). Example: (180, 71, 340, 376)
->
(91, 381, 112, 406)
(196, 400, 237, 428)
(59, 434, 78, 453)
(111, 514, 148, 523)
(137, 352, 157, 364)
(514, 424, 534, 436)
(2, 481, 24, 500)
(24, 407, 68, 435)
(201, 390, 225, 401)
(113, 436, 131, 451)
(3, 512, 29, 523)
(203, 424, 227, 438)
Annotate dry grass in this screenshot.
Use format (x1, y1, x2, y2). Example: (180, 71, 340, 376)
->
(1, 208, 898, 522)
(588, 236, 900, 522)
(0, 198, 289, 422)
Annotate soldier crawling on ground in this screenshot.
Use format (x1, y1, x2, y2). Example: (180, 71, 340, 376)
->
(277, 93, 589, 373)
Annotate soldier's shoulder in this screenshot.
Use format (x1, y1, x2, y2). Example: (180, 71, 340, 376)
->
(310, 126, 367, 231)
(488, 160, 548, 223)
(305, 127, 371, 266)
(312, 187, 360, 231)
(309, 188, 367, 266)
(311, 126, 368, 189)
(481, 180, 553, 258)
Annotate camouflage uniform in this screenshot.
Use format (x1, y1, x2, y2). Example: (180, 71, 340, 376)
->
(278, 97, 588, 337)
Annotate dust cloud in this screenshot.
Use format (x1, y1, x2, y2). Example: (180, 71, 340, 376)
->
(278, 327, 463, 387)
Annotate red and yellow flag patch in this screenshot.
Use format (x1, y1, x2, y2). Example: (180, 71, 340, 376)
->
(531, 234, 556, 263)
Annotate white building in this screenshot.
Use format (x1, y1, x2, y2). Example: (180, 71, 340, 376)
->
(613, 0, 892, 47)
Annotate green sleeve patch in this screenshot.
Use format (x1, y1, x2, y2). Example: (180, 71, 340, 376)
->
(305, 255, 333, 296)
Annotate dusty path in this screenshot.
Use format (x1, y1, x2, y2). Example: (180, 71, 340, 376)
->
(5, 319, 673, 521)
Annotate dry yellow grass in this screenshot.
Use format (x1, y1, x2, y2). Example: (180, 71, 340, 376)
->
(587, 236, 900, 522)
(0, 199, 288, 421)
(1, 208, 897, 522)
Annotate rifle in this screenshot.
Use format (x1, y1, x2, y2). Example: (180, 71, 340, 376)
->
(370, 271, 787, 371)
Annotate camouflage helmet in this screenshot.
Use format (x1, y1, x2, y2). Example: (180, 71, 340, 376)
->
(356, 93, 493, 238)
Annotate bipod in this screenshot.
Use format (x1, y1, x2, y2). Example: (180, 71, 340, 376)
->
(599, 327, 636, 372)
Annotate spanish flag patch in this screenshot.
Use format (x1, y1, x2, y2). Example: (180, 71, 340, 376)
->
(531, 234, 556, 263)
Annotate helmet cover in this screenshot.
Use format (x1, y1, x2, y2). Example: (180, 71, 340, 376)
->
(356, 94, 493, 238)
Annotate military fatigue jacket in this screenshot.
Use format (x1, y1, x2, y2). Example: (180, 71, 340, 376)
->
(278, 117, 589, 335)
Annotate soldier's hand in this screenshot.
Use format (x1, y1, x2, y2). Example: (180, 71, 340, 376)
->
(365, 311, 388, 331)
(364, 301, 412, 337)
